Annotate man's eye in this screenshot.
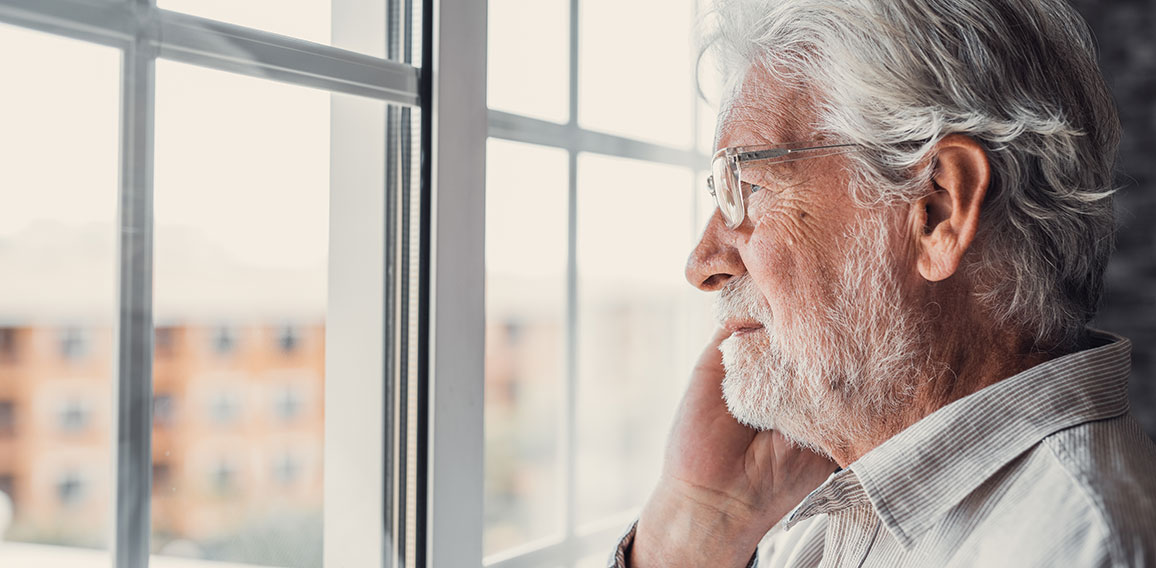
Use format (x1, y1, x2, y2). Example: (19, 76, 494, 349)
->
(740, 177, 772, 193)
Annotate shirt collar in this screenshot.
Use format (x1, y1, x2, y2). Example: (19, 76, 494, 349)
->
(786, 330, 1132, 548)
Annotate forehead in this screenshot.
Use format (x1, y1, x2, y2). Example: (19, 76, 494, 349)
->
(715, 64, 815, 150)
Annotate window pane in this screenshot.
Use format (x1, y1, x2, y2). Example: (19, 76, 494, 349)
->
(697, 97, 719, 156)
(578, 0, 695, 146)
(695, 170, 716, 232)
(575, 154, 711, 525)
(484, 140, 569, 556)
(577, 551, 611, 568)
(0, 23, 119, 565)
(694, 0, 722, 156)
(488, 0, 569, 123)
(152, 60, 329, 568)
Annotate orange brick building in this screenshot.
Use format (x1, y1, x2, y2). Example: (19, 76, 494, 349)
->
(0, 320, 325, 551)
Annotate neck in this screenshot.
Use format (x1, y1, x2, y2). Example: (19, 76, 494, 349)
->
(824, 322, 1070, 468)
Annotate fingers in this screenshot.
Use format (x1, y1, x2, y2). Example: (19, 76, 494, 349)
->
(680, 328, 736, 424)
(707, 326, 732, 348)
(693, 327, 730, 378)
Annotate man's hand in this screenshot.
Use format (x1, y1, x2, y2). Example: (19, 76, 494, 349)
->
(630, 328, 838, 568)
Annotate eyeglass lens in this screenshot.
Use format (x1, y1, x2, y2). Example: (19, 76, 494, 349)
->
(712, 155, 744, 228)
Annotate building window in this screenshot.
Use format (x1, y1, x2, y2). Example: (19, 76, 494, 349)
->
(58, 327, 87, 360)
(0, 401, 14, 437)
(276, 325, 300, 354)
(0, 327, 17, 360)
(272, 386, 303, 422)
(153, 393, 174, 428)
(56, 470, 86, 506)
(272, 453, 302, 485)
(0, 473, 14, 503)
(208, 392, 240, 425)
(155, 326, 176, 357)
(57, 399, 90, 433)
(211, 326, 237, 356)
(152, 462, 172, 493)
(209, 460, 237, 495)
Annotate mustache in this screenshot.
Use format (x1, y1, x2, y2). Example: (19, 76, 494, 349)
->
(714, 274, 773, 326)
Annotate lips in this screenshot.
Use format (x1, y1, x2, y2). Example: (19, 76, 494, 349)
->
(724, 320, 764, 336)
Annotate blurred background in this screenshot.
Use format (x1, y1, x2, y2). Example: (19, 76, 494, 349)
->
(1072, 0, 1156, 441)
(0, 1, 1151, 568)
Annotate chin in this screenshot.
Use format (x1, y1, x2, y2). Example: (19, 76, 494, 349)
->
(720, 332, 801, 433)
(718, 326, 857, 454)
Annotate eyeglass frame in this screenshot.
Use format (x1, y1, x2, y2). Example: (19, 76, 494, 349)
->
(707, 141, 861, 229)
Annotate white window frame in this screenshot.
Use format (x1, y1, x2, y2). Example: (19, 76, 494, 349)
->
(0, 0, 488, 567)
(425, 1, 486, 567)
(480, 1, 712, 566)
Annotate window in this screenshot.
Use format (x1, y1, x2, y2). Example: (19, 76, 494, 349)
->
(209, 459, 238, 495)
(210, 326, 237, 356)
(57, 398, 91, 433)
(56, 470, 87, 506)
(154, 326, 176, 356)
(0, 473, 14, 502)
(58, 327, 88, 361)
(0, 327, 16, 359)
(272, 452, 303, 485)
(0, 0, 429, 565)
(2, 0, 499, 566)
(206, 391, 240, 425)
(0, 20, 119, 558)
(276, 324, 301, 354)
(0, 401, 13, 436)
(484, 0, 715, 565)
(153, 394, 174, 428)
(272, 385, 304, 422)
(152, 462, 172, 493)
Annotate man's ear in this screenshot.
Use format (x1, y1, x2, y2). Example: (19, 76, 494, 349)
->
(910, 134, 990, 282)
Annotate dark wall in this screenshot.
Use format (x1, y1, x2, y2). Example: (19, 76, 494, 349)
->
(1072, 0, 1156, 440)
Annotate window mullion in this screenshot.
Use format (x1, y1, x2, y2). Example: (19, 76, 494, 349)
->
(425, 0, 485, 566)
(0, 0, 135, 48)
(563, 0, 581, 551)
(113, 7, 157, 568)
(156, 10, 420, 106)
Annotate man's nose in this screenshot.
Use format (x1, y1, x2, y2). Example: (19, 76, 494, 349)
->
(685, 209, 746, 291)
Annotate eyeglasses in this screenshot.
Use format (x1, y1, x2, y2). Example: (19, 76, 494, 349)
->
(707, 141, 860, 229)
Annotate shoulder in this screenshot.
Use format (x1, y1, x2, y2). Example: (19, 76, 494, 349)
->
(1035, 414, 1156, 566)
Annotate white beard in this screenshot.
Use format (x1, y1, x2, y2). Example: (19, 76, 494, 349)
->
(715, 212, 928, 453)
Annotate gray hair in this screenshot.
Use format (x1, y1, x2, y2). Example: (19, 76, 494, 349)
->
(701, 0, 1120, 350)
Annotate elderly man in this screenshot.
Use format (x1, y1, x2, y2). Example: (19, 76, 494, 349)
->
(612, 0, 1156, 566)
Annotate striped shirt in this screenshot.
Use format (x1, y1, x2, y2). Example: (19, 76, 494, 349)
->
(614, 330, 1156, 567)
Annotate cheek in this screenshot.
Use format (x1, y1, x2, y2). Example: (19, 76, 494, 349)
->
(740, 164, 860, 323)
(740, 222, 839, 328)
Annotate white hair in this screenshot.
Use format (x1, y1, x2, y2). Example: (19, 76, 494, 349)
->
(701, 0, 1120, 350)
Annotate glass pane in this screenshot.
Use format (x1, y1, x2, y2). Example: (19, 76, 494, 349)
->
(161, 0, 332, 48)
(575, 154, 711, 524)
(152, 60, 330, 568)
(694, 0, 722, 156)
(578, 0, 695, 146)
(484, 139, 569, 556)
(695, 169, 715, 232)
(488, 0, 569, 123)
(0, 23, 119, 566)
(576, 551, 612, 568)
